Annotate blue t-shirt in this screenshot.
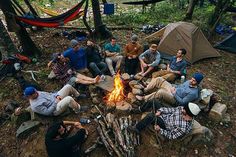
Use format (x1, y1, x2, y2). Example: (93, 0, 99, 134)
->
(104, 43, 121, 53)
(63, 48, 87, 70)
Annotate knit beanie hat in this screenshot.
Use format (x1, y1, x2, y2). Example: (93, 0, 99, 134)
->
(192, 72, 204, 84)
(131, 34, 138, 42)
(70, 39, 79, 48)
(184, 102, 201, 117)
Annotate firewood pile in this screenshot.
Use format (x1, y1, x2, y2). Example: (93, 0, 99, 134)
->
(85, 105, 140, 157)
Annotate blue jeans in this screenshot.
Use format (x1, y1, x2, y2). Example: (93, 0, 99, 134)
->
(89, 61, 107, 76)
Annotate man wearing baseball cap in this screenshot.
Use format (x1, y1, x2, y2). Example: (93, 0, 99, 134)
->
(136, 72, 204, 106)
(24, 84, 88, 116)
(128, 102, 201, 139)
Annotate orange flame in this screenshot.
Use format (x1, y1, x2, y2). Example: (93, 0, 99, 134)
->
(107, 72, 125, 103)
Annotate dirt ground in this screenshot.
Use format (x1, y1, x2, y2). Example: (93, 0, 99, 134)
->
(0, 29, 236, 157)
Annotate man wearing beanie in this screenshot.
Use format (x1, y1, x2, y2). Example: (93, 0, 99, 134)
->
(136, 72, 204, 106)
(128, 103, 201, 139)
(124, 34, 143, 75)
(24, 84, 88, 116)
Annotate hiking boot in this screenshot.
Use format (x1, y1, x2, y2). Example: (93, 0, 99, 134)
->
(76, 94, 88, 100)
(127, 125, 140, 134)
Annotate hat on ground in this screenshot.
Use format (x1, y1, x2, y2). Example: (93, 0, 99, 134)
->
(70, 39, 79, 48)
(192, 72, 204, 84)
(131, 34, 138, 42)
(24, 87, 36, 96)
(184, 102, 201, 117)
(150, 44, 158, 50)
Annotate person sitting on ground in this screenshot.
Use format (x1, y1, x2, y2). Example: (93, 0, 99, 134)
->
(124, 34, 143, 75)
(86, 39, 108, 78)
(152, 48, 187, 82)
(128, 102, 201, 140)
(24, 85, 88, 116)
(136, 72, 204, 106)
(138, 44, 161, 77)
(45, 120, 88, 157)
(52, 54, 100, 86)
(104, 37, 123, 76)
(63, 39, 87, 72)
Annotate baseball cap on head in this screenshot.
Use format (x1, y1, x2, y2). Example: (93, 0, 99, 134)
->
(70, 39, 79, 48)
(24, 87, 36, 96)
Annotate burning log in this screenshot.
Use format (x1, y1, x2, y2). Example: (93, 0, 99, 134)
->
(98, 120, 123, 157)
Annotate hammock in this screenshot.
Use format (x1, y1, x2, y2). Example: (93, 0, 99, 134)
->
(36, 5, 84, 17)
(123, 0, 164, 5)
(15, 0, 85, 27)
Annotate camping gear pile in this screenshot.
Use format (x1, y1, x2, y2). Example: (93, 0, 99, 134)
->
(141, 24, 165, 34)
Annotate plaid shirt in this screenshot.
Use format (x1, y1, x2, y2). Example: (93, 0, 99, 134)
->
(158, 106, 193, 139)
(52, 62, 73, 85)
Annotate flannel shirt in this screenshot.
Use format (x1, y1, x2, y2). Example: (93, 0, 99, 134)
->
(52, 62, 73, 85)
(158, 106, 193, 139)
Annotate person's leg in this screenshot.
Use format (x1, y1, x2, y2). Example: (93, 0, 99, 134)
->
(57, 84, 80, 98)
(142, 66, 154, 77)
(162, 73, 177, 82)
(114, 55, 123, 72)
(76, 73, 95, 81)
(89, 62, 102, 76)
(53, 96, 80, 116)
(139, 60, 145, 74)
(105, 57, 115, 76)
(135, 112, 156, 132)
(97, 62, 108, 75)
(145, 77, 166, 92)
(144, 89, 176, 105)
(152, 70, 170, 78)
(131, 58, 139, 75)
(140, 100, 163, 112)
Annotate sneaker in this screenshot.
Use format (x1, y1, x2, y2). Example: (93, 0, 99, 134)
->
(76, 94, 88, 100)
(100, 75, 106, 82)
(127, 125, 140, 134)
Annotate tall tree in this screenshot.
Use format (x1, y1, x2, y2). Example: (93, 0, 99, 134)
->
(91, 0, 112, 39)
(184, 0, 198, 20)
(0, 0, 41, 57)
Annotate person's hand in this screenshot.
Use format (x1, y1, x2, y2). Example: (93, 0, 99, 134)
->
(47, 61, 52, 68)
(143, 63, 148, 67)
(128, 56, 132, 59)
(14, 107, 22, 116)
(67, 69, 73, 74)
(155, 111, 161, 116)
(56, 95, 62, 103)
(132, 55, 137, 58)
(170, 87, 176, 94)
(74, 122, 83, 129)
(154, 125, 160, 132)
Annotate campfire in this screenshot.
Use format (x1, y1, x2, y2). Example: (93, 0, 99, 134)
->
(106, 72, 125, 104)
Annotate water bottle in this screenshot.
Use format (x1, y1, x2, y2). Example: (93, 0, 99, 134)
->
(180, 75, 185, 84)
(79, 118, 91, 124)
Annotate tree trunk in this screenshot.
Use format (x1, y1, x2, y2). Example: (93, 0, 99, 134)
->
(208, 0, 231, 39)
(0, 19, 18, 56)
(0, 0, 41, 57)
(23, 0, 39, 17)
(184, 0, 198, 20)
(91, 0, 112, 39)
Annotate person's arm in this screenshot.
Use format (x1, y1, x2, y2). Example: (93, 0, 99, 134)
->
(159, 126, 190, 139)
(64, 128, 87, 148)
(33, 102, 56, 116)
(149, 51, 161, 67)
(174, 92, 198, 106)
(158, 107, 177, 114)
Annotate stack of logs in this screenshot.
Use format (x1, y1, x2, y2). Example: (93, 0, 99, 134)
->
(85, 106, 140, 157)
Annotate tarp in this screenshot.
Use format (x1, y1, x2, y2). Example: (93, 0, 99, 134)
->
(145, 22, 221, 63)
(214, 33, 236, 53)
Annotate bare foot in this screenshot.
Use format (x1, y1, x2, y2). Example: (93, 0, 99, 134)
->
(136, 95, 144, 101)
(138, 72, 143, 75)
(94, 75, 101, 83)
